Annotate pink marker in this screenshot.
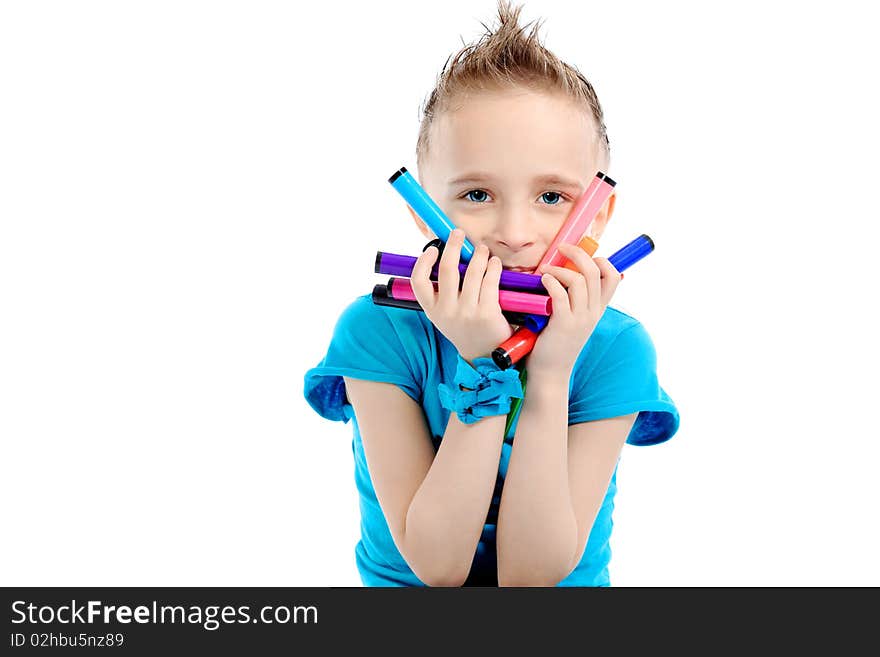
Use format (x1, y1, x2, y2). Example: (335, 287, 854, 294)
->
(388, 278, 551, 316)
(536, 171, 616, 269)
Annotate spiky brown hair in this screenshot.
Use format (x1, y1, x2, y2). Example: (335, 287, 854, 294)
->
(416, 0, 611, 173)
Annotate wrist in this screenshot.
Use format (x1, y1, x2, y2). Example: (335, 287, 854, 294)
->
(458, 350, 492, 365)
(520, 374, 569, 415)
(438, 355, 524, 424)
(521, 364, 572, 390)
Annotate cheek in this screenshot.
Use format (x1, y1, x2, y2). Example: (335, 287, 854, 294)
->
(538, 225, 562, 248)
(449, 217, 488, 244)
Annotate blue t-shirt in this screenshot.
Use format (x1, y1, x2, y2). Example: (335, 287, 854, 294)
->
(303, 294, 679, 586)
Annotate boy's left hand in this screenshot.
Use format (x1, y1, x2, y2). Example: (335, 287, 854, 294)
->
(525, 242, 622, 378)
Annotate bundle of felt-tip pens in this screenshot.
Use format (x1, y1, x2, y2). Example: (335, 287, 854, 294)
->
(372, 166, 655, 369)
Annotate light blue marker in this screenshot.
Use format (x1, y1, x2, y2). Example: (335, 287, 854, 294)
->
(388, 166, 475, 262)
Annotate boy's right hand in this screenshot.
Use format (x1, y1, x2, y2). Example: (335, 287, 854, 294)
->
(410, 228, 513, 363)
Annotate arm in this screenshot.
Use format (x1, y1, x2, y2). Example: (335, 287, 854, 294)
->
(346, 228, 514, 586)
(344, 377, 506, 587)
(497, 241, 632, 586)
(496, 367, 637, 586)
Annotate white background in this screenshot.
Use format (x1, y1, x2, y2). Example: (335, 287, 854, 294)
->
(2, 0, 878, 586)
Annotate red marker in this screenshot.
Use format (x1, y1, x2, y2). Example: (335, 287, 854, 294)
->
(491, 328, 539, 370)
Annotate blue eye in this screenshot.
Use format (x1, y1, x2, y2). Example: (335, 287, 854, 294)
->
(461, 189, 566, 205)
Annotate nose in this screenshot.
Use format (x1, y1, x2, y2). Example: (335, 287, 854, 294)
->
(492, 206, 536, 252)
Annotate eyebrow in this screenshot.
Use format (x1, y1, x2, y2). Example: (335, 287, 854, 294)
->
(447, 172, 584, 192)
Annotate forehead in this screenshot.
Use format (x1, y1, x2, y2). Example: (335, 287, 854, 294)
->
(428, 88, 599, 182)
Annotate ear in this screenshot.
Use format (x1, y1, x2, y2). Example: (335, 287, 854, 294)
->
(407, 204, 436, 240)
(587, 192, 616, 242)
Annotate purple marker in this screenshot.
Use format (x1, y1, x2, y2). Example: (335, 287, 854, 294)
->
(374, 251, 546, 293)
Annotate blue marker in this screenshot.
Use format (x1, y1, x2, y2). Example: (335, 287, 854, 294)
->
(523, 234, 655, 333)
(607, 234, 655, 272)
(388, 167, 476, 262)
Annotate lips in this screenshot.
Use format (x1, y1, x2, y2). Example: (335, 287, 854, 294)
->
(504, 266, 535, 273)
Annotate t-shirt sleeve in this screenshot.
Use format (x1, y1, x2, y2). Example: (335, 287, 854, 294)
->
(303, 295, 426, 424)
(568, 321, 680, 446)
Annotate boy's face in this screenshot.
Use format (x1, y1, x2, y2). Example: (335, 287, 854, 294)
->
(413, 87, 614, 272)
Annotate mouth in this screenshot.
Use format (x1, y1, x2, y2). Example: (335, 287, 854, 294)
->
(503, 266, 535, 273)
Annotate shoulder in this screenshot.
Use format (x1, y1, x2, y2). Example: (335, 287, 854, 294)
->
(567, 306, 679, 445)
(305, 295, 437, 422)
(574, 305, 655, 380)
(333, 294, 436, 350)
(326, 294, 443, 384)
(590, 305, 644, 340)
(334, 293, 408, 330)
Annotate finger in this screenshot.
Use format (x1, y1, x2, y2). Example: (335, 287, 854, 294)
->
(478, 255, 503, 312)
(437, 228, 465, 304)
(584, 260, 601, 313)
(460, 243, 489, 307)
(556, 242, 601, 312)
(540, 271, 572, 316)
(557, 241, 594, 274)
(593, 257, 622, 307)
(541, 265, 587, 314)
(410, 245, 439, 311)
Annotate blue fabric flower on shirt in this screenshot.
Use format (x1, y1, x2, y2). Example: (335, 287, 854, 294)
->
(438, 356, 524, 424)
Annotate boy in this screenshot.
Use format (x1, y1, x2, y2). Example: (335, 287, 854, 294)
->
(304, 0, 679, 586)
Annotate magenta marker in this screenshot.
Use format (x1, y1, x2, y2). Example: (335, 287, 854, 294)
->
(387, 277, 551, 316)
(375, 251, 546, 293)
(536, 171, 616, 269)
